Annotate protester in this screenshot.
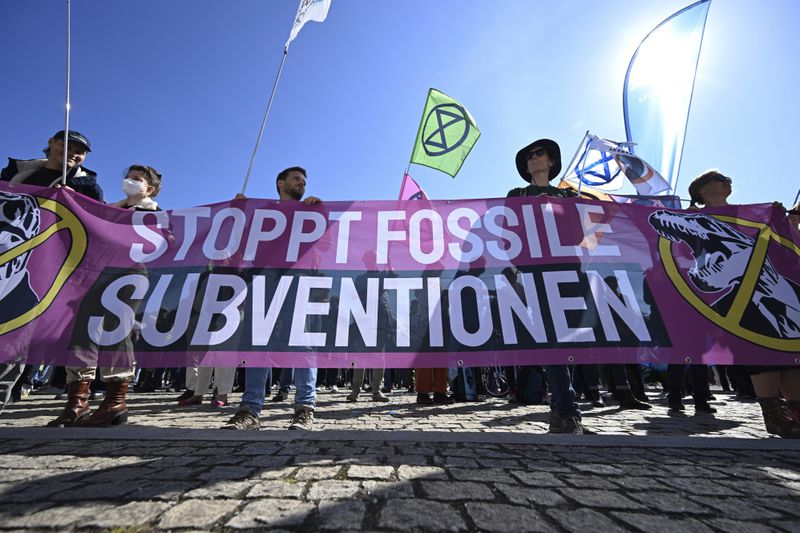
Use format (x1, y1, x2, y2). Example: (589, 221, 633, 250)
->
(508, 138, 585, 434)
(223, 166, 321, 431)
(1, 130, 103, 405)
(1, 130, 102, 201)
(686, 170, 800, 437)
(47, 164, 162, 427)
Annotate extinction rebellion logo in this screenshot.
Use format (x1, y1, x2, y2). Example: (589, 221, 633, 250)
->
(0, 193, 87, 334)
(648, 210, 800, 352)
(421, 103, 471, 156)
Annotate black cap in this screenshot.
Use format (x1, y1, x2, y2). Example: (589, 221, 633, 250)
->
(515, 138, 561, 182)
(52, 130, 91, 152)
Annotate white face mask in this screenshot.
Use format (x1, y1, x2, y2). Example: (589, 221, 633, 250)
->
(122, 178, 146, 197)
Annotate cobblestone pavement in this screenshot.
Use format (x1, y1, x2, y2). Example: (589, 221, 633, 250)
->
(1, 387, 798, 532)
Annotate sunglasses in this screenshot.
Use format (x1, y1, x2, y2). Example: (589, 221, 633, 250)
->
(709, 174, 732, 184)
(526, 147, 548, 160)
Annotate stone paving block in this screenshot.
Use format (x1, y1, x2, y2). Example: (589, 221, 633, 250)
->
(511, 470, 565, 487)
(185, 480, 254, 499)
(703, 517, 785, 533)
(559, 489, 647, 509)
(235, 443, 284, 455)
(293, 455, 336, 465)
(495, 484, 567, 507)
(545, 508, 628, 533)
(753, 497, 800, 519)
(450, 467, 509, 483)
(1, 502, 101, 528)
(307, 480, 362, 500)
(318, 499, 367, 531)
(247, 479, 307, 499)
(83, 501, 172, 528)
(386, 454, 429, 466)
(771, 519, 800, 532)
(477, 458, 523, 469)
(611, 512, 715, 533)
(466, 502, 554, 533)
(420, 480, 494, 501)
(50, 480, 138, 500)
(748, 465, 800, 481)
(716, 478, 800, 497)
(347, 465, 395, 480)
(628, 491, 709, 514)
(561, 474, 619, 490)
(0, 481, 80, 503)
(688, 496, 784, 520)
(397, 465, 447, 480)
(158, 498, 240, 529)
(198, 465, 256, 481)
(240, 454, 292, 469)
(255, 466, 298, 480)
(378, 499, 467, 531)
(660, 476, 743, 496)
(571, 463, 624, 475)
(361, 480, 415, 499)
(433, 455, 480, 468)
(227, 498, 315, 529)
(294, 465, 344, 480)
(125, 481, 201, 500)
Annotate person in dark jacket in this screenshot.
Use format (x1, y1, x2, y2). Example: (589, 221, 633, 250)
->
(508, 138, 585, 434)
(1, 129, 103, 202)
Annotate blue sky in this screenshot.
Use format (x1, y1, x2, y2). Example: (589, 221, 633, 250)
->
(1, 0, 798, 209)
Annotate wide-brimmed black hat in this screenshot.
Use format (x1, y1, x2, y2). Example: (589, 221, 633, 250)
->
(52, 130, 91, 152)
(515, 138, 561, 182)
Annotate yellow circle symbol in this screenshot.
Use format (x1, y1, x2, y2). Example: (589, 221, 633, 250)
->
(0, 197, 88, 335)
(659, 214, 800, 352)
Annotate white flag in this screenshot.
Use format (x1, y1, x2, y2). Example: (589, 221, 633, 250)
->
(286, 0, 331, 48)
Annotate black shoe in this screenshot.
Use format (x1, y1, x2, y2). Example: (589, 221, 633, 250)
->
(271, 391, 289, 402)
(668, 402, 685, 413)
(618, 393, 651, 410)
(695, 403, 717, 414)
(175, 389, 194, 401)
(432, 392, 454, 405)
(416, 393, 434, 405)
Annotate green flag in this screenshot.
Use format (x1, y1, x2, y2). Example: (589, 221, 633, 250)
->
(409, 88, 480, 177)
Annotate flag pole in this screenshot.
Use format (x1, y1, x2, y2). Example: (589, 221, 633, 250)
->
(61, 0, 72, 185)
(558, 130, 589, 194)
(240, 46, 289, 195)
(792, 188, 800, 208)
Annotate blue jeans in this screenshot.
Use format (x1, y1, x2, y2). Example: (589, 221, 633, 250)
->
(545, 365, 579, 418)
(278, 368, 294, 393)
(240, 367, 317, 416)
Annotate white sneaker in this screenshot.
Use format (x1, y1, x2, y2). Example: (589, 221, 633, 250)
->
(330, 385, 339, 393)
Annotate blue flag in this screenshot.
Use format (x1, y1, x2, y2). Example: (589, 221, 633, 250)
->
(623, 0, 711, 193)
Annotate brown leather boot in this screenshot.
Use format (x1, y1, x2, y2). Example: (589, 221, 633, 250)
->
(46, 380, 91, 427)
(76, 380, 129, 427)
(757, 397, 800, 438)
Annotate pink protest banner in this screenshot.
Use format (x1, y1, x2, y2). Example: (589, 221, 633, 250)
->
(1, 182, 798, 369)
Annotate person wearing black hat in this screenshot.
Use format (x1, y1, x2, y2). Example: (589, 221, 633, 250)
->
(508, 138, 576, 199)
(1, 130, 103, 201)
(507, 138, 585, 434)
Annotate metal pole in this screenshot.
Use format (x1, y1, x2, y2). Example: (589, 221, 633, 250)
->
(62, 0, 71, 185)
(241, 47, 289, 195)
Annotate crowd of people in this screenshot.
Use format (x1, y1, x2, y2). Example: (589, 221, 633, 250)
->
(2, 130, 799, 438)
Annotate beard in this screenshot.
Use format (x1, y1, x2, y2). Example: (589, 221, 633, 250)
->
(287, 187, 304, 201)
